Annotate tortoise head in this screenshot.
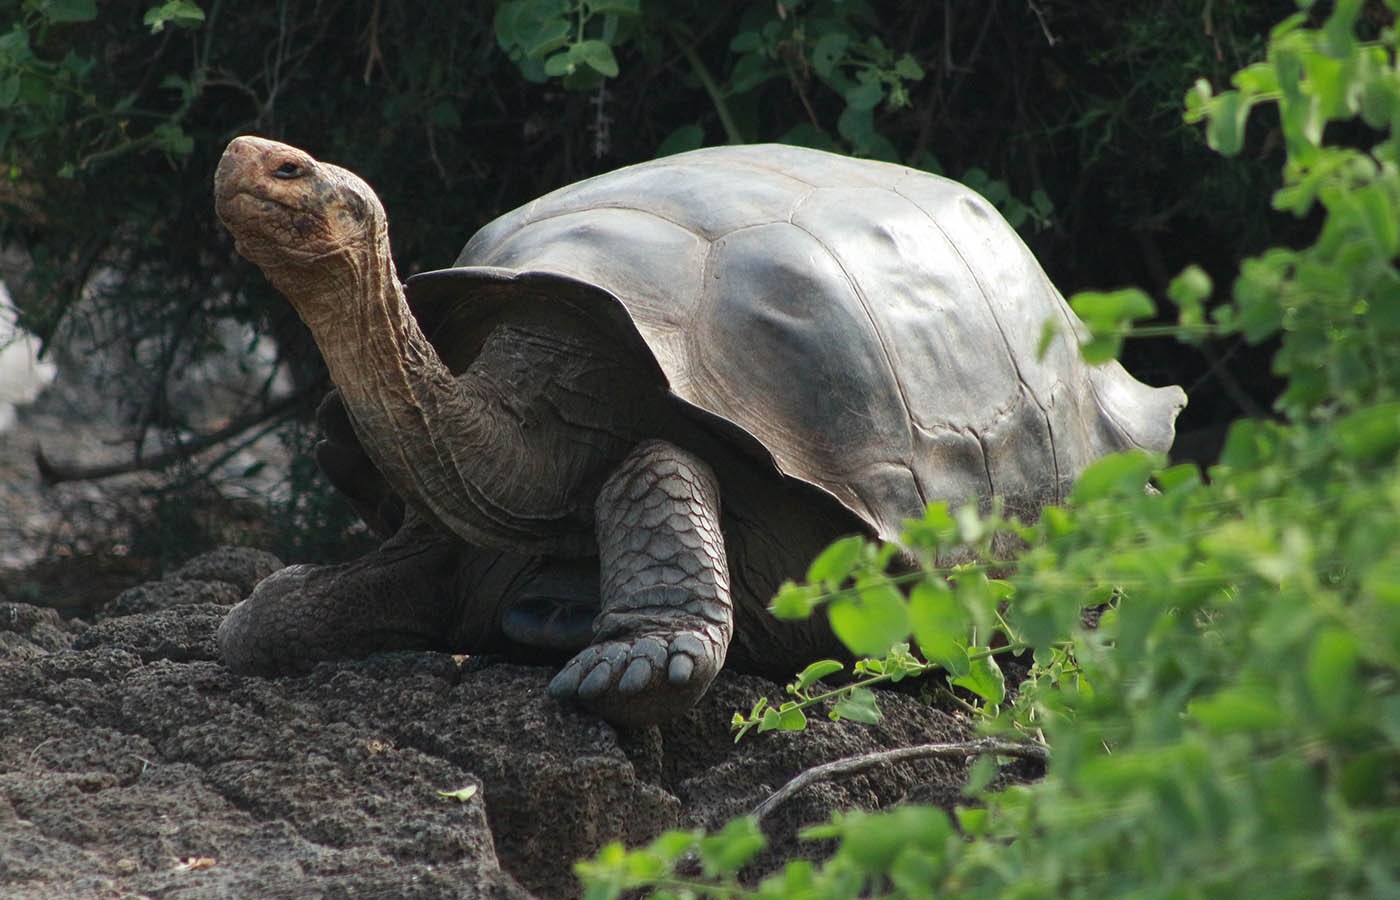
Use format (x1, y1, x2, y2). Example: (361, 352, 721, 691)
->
(214, 136, 389, 310)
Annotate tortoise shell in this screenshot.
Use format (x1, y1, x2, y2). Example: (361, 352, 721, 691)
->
(406, 144, 1185, 540)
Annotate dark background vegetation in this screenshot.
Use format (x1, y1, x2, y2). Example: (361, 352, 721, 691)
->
(1, 0, 1298, 567)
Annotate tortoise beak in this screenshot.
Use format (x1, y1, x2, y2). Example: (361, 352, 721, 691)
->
(214, 136, 260, 204)
(214, 135, 311, 212)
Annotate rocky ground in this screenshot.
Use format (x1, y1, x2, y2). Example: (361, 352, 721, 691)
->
(0, 546, 1021, 899)
(0, 288, 1026, 898)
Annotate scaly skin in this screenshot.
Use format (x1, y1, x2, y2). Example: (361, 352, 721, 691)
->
(217, 512, 551, 672)
(548, 440, 732, 726)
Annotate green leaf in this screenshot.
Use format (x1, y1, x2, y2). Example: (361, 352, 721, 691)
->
(770, 703, 808, 731)
(1170, 265, 1215, 342)
(1217, 418, 1276, 469)
(844, 71, 884, 112)
(794, 659, 844, 691)
(812, 32, 849, 79)
(908, 579, 970, 676)
(1231, 62, 1278, 96)
(1153, 462, 1202, 493)
(543, 49, 574, 77)
(828, 577, 909, 658)
(656, 124, 703, 157)
(1077, 333, 1122, 365)
(1070, 450, 1157, 504)
(955, 806, 989, 837)
(588, 0, 639, 16)
(1068, 287, 1155, 364)
(1331, 402, 1400, 463)
(963, 755, 998, 794)
(770, 581, 819, 619)
(1188, 687, 1288, 733)
(1036, 318, 1061, 360)
(1204, 89, 1253, 155)
(806, 534, 866, 590)
(43, 0, 98, 23)
(729, 30, 763, 53)
(573, 40, 619, 78)
(1306, 628, 1359, 715)
(151, 122, 192, 155)
(493, 1, 527, 51)
(893, 54, 924, 81)
(436, 784, 479, 802)
(831, 687, 882, 724)
(142, 0, 205, 32)
(647, 829, 698, 864)
(729, 51, 775, 94)
(951, 653, 1005, 705)
(524, 20, 572, 59)
(1183, 77, 1214, 122)
(1356, 184, 1400, 257)
(1070, 288, 1156, 331)
(697, 817, 765, 875)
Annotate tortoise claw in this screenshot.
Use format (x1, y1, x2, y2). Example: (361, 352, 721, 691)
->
(547, 631, 720, 726)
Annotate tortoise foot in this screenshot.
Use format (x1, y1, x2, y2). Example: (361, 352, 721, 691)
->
(547, 628, 723, 726)
(218, 514, 492, 675)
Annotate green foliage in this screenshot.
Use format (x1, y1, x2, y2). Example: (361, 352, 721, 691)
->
(0, 1, 201, 183)
(578, 4, 1400, 897)
(494, 0, 639, 89)
(494, 0, 925, 159)
(1186, 2, 1400, 422)
(716, 0, 924, 159)
(730, 645, 949, 742)
(488, 0, 1060, 228)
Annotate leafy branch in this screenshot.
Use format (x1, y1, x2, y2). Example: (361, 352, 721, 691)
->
(580, 5, 1400, 896)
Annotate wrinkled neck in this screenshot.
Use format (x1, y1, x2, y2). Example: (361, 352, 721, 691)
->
(302, 247, 444, 396)
(290, 241, 477, 523)
(284, 240, 613, 557)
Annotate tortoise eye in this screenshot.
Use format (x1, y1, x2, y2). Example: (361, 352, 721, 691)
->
(273, 162, 303, 179)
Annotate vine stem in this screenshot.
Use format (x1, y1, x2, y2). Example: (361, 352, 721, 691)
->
(669, 26, 745, 144)
(752, 737, 1049, 824)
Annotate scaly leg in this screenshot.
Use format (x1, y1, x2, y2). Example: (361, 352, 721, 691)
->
(548, 439, 732, 726)
(217, 512, 583, 673)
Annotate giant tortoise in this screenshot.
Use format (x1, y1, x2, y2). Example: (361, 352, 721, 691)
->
(213, 137, 1184, 726)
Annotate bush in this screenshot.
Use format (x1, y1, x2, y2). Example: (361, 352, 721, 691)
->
(577, 3, 1400, 897)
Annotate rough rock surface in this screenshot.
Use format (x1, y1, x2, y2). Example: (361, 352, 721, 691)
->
(2, 548, 995, 899)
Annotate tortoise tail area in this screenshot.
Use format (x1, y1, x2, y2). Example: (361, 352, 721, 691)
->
(1087, 364, 1187, 456)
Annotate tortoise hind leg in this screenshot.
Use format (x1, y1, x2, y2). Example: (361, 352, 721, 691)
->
(218, 512, 537, 673)
(548, 439, 732, 727)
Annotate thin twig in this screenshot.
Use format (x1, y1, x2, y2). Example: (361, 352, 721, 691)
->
(752, 737, 1048, 824)
(35, 384, 321, 485)
(669, 26, 745, 144)
(1027, 1, 1057, 47)
(363, 0, 383, 85)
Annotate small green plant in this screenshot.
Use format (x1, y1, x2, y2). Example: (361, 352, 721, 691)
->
(576, 3, 1400, 896)
(1, 1, 204, 178)
(493, 0, 640, 89)
(492, 0, 924, 160)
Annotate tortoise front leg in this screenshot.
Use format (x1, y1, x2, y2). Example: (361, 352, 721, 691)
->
(548, 439, 733, 727)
